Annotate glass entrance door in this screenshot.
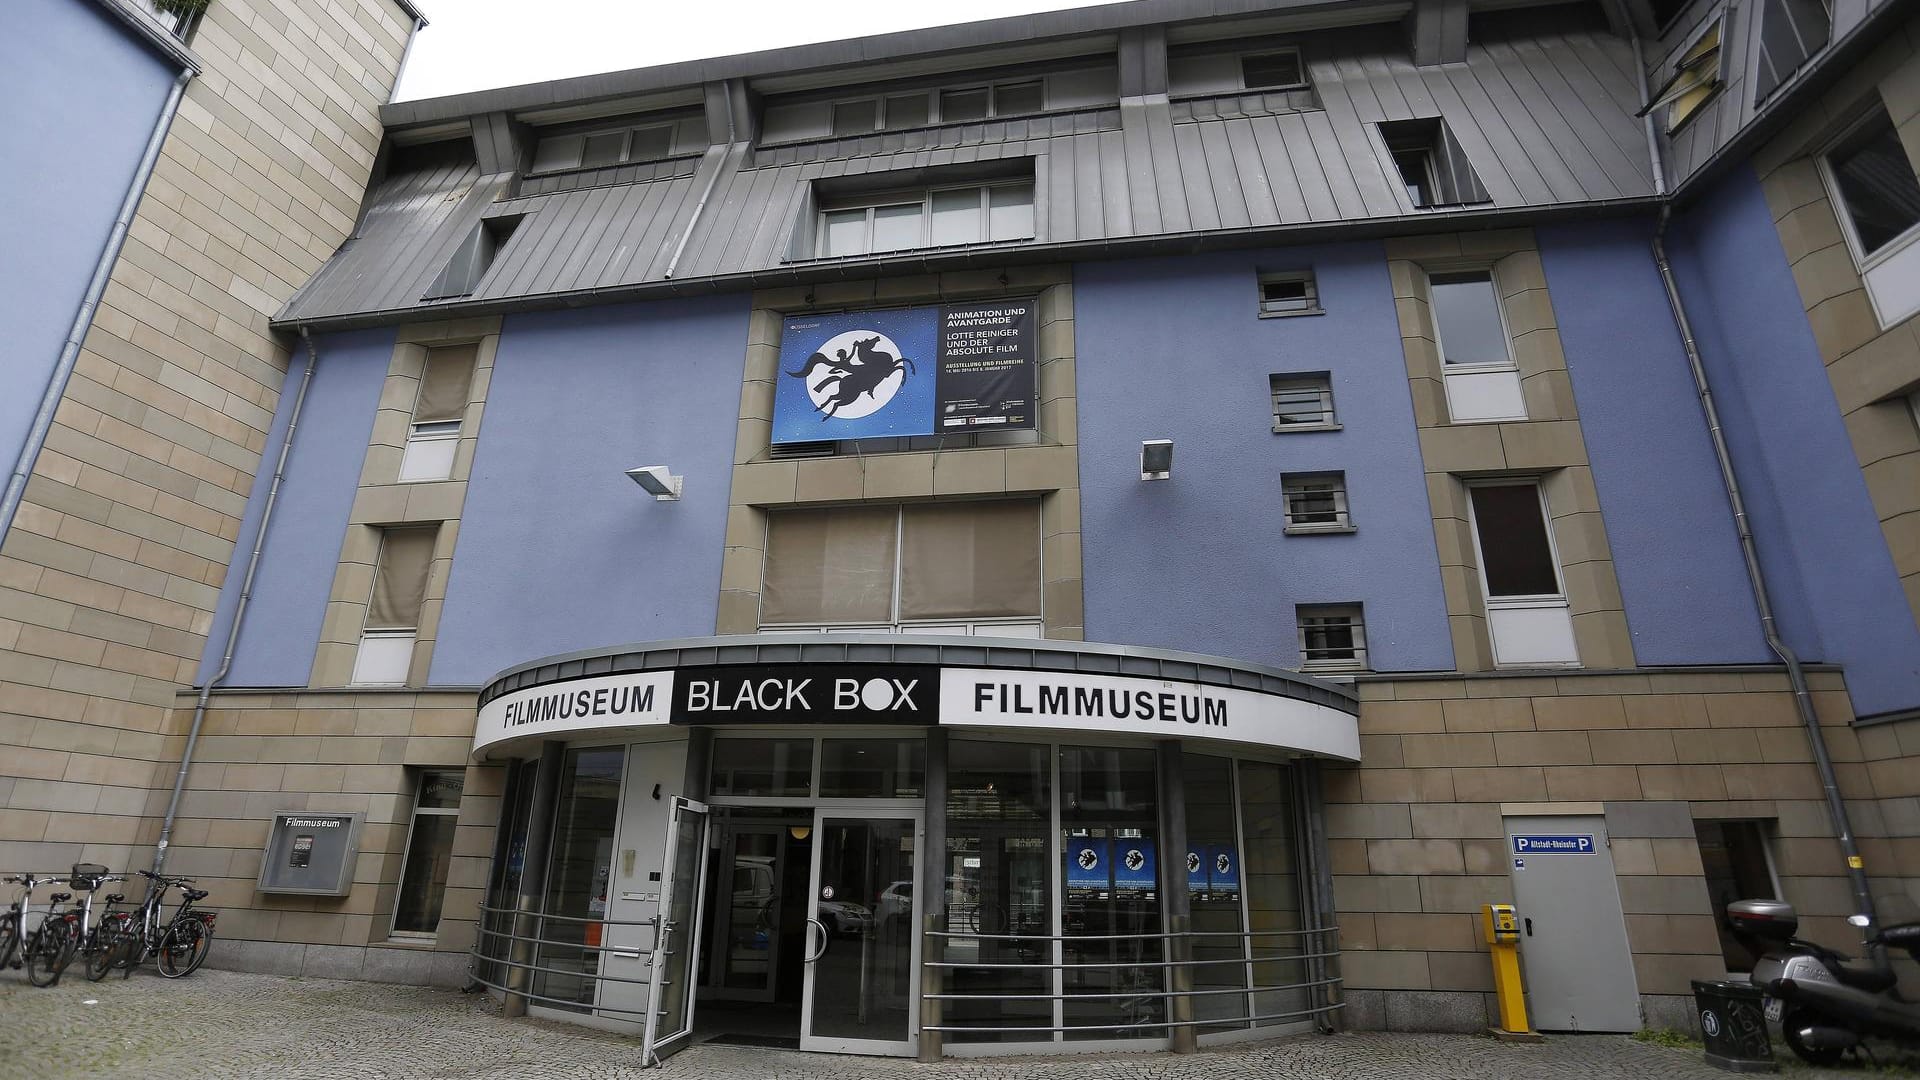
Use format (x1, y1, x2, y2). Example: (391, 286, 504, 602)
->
(642, 797, 710, 1064)
(801, 813, 921, 1055)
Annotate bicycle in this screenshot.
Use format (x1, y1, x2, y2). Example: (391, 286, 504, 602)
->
(109, 870, 216, 978)
(2, 874, 76, 986)
(72, 870, 132, 982)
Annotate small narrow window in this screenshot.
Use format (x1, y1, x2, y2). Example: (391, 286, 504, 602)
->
(1241, 49, 1306, 90)
(352, 527, 437, 687)
(399, 344, 476, 483)
(1470, 484, 1563, 598)
(1825, 106, 1920, 258)
(392, 769, 464, 937)
(1297, 604, 1367, 671)
(1283, 472, 1353, 532)
(1429, 271, 1512, 367)
(1258, 270, 1321, 315)
(1270, 373, 1337, 431)
(941, 87, 991, 123)
(1379, 118, 1490, 208)
(832, 99, 881, 136)
(1641, 20, 1723, 132)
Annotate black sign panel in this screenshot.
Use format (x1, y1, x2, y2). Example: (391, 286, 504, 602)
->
(935, 299, 1035, 433)
(672, 664, 939, 725)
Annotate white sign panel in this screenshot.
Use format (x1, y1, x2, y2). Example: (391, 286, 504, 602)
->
(939, 668, 1360, 761)
(474, 671, 674, 756)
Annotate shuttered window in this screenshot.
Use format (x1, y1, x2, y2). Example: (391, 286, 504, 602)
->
(415, 344, 476, 424)
(367, 528, 437, 630)
(897, 502, 1041, 620)
(1753, 0, 1829, 103)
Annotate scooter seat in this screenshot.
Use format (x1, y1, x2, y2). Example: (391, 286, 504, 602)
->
(1833, 957, 1899, 993)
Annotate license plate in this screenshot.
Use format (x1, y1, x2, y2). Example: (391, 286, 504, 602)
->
(1764, 998, 1782, 1023)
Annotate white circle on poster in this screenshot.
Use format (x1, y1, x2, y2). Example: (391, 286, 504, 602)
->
(794, 331, 912, 420)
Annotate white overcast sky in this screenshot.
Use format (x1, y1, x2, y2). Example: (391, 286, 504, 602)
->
(395, 0, 1118, 101)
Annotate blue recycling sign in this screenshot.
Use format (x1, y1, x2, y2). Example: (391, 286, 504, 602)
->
(1511, 834, 1597, 854)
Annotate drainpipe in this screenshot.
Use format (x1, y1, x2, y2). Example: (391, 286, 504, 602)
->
(1649, 208, 1878, 944)
(388, 14, 429, 105)
(152, 326, 321, 877)
(663, 79, 738, 280)
(1, 67, 193, 542)
(1612, 0, 1667, 195)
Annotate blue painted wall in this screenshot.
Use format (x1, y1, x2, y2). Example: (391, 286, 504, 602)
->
(1073, 245, 1455, 672)
(0, 0, 176, 486)
(431, 296, 748, 684)
(202, 329, 392, 686)
(1536, 219, 1770, 666)
(1668, 166, 1920, 717)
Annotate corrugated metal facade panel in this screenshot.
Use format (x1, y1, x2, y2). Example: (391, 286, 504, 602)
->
(279, 20, 1655, 324)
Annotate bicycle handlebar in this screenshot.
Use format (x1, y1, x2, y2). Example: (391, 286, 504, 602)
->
(136, 869, 195, 885)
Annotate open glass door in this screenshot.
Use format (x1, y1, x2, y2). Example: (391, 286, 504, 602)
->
(801, 813, 921, 1056)
(642, 797, 711, 1066)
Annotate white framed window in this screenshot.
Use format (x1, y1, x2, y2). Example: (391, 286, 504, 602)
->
(391, 769, 463, 938)
(816, 181, 1035, 257)
(530, 117, 702, 173)
(1240, 49, 1307, 91)
(1282, 472, 1353, 533)
(1465, 481, 1579, 667)
(1270, 372, 1338, 431)
(1818, 104, 1920, 329)
(1258, 270, 1322, 316)
(759, 501, 1042, 633)
(1643, 16, 1725, 133)
(398, 343, 476, 483)
(826, 80, 1045, 137)
(1429, 269, 1527, 423)
(351, 527, 437, 687)
(1297, 604, 1367, 672)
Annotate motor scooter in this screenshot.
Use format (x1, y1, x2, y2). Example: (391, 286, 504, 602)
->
(1728, 898, 1920, 1065)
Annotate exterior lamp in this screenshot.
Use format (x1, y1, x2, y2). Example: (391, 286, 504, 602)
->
(1140, 439, 1173, 481)
(625, 465, 683, 501)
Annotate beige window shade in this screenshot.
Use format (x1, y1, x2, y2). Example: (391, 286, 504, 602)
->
(367, 527, 437, 629)
(761, 507, 898, 624)
(414, 344, 478, 424)
(899, 501, 1041, 620)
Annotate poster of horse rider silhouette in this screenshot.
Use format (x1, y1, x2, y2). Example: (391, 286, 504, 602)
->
(771, 299, 1035, 444)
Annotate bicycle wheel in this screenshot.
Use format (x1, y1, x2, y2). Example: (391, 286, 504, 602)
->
(24, 921, 68, 986)
(157, 919, 208, 978)
(85, 921, 125, 982)
(51, 920, 80, 975)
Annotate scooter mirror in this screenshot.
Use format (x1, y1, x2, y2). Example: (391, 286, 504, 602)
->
(1848, 914, 1871, 927)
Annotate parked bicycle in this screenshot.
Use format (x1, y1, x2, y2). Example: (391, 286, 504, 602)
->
(102, 869, 216, 978)
(2, 873, 76, 986)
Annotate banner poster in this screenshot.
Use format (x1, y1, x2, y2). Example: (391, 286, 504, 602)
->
(772, 300, 1034, 444)
(1186, 848, 1210, 897)
(1065, 837, 1110, 898)
(1207, 844, 1241, 899)
(1113, 837, 1157, 898)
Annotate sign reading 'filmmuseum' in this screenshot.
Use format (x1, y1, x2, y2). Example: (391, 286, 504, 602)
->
(771, 300, 1035, 444)
(474, 665, 1359, 762)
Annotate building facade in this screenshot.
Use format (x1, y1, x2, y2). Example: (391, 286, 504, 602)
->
(5, 0, 1920, 1059)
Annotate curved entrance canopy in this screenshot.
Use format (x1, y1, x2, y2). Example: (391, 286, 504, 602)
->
(473, 634, 1360, 762)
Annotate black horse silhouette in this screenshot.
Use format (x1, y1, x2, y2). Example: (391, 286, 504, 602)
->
(786, 336, 917, 419)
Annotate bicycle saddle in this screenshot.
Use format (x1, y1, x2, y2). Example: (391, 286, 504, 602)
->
(105, 894, 125, 904)
(50, 892, 71, 903)
(183, 889, 209, 902)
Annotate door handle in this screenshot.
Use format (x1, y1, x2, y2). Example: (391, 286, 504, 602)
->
(805, 918, 830, 962)
(1524, 917, 1533, 937)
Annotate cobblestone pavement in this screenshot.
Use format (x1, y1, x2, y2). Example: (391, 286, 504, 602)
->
(1, 968, 1914, 1080)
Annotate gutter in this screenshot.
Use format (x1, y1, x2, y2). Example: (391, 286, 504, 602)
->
(152, 327, 320, 877)
(2, 66, 193, 541)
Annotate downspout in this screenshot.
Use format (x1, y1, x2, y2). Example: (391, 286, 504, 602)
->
(388, 14, 428, 105)
(1649, 209, 1878, 942)
(152, 326, 320, 876)
(663, 79, 738, 279)
(1, 66, 192, 541)
(1614, 0, 1667, 195)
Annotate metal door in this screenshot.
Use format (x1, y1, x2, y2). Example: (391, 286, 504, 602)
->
(1504, 813, 1641, 1031)
(642, 797, 711, 1066)
(800, 812, 921, 1056)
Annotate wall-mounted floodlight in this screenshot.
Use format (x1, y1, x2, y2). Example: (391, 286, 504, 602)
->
(626, 465, 683, 501)
(1140, 440, 1173, 481)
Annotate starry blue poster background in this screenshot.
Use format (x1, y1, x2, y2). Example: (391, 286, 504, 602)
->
(772, 306, 940, 443)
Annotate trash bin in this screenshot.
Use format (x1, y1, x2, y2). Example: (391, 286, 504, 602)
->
(1691, 980, 1777, 1073)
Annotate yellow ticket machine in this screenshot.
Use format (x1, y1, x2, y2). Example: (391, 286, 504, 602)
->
(1482, 903, 1537, 1039)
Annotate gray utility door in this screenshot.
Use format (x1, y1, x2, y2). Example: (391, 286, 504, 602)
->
(1504, 814, 1641, 1031)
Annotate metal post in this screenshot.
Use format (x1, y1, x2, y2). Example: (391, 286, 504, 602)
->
(1294, 760, 1343, 1031)
(682, 727, 714, 801)
(1157, 740, 1197, 1053)
(918, 728, 948, 1063)
(504, 742, 564, 1018)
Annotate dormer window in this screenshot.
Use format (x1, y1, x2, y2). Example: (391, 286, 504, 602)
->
(815, 181, 1035, 258)
(530, 115, 706, 174)
(1240, 50, 1307, 91)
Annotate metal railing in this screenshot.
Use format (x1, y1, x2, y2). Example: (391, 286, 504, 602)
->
(923, 924, 1343, 1038)
(468, 902, 662, 1019)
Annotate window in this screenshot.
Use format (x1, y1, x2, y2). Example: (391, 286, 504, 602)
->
(1753, 0, 1830, 102)
(351, 527, 437, 686)
(398, 344, 476, 483)
(1825, 107, 1920, 259)
(422, 215, 521, 300)
(1270, 373, 1337, 431)
(1695, 819, 1779, 972)
(1467, 482, 1579, 666)
(1430, 270, 1526, 422)
(1258, 270, 1321, 316)
(1378, 118, 1491, 208)
(1240, 49, 1306, 91)
(832, 99, 881, 136)
(1642, 19, 1723, 132)
(940, 80, 1045, 122)
(816, 182, 1034, 257)
(759, 501, 1041, 633)
(392, 769, 463, 937)
(530, 118, 702, 172)
(1297, 604, 1367, 671)
(1282, 472, 1353, 532)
